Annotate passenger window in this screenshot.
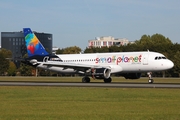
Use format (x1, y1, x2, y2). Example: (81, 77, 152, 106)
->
(155, 57, 158, 60)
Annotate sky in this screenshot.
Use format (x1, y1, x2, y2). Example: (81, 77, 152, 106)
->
(0, 0, 180, 50)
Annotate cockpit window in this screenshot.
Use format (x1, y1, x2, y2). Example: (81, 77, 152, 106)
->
(155, 56, 167, 60)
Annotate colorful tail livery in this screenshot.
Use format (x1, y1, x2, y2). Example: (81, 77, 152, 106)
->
(23, 28, 49, 57)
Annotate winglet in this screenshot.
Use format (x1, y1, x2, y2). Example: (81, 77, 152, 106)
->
(23, 28, 49, 57)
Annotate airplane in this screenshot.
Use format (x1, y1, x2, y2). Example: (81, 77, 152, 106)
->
(22, 28, 174, 83)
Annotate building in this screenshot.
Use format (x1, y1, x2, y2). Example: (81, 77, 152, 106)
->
(88, 36, 133, 48)
(1, 30, 53, 67)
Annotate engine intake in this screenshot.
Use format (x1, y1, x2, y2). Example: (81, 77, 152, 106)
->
(92, 68, 111, 79)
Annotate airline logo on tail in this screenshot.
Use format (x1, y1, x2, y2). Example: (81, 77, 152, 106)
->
(23, 28, 49, 57)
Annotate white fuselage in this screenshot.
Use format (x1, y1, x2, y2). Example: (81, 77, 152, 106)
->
(37, 51, 174, 74)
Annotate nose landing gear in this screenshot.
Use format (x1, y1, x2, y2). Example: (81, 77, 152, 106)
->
(147, 72, 154, 84)
(148, 79, 154, 84)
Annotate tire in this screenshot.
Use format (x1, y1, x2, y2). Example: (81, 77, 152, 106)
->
(148, 79, 154, 84)
(104, 77, 112, 83)
(82, 77, 90, 83)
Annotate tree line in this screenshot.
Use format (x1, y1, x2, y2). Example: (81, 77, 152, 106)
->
(0, 33, 180, 77)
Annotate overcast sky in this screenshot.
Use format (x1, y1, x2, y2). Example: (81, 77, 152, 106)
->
(0, 0, 180, 50)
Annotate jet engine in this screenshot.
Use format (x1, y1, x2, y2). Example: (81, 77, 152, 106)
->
(92, 68, 111, 79)
(123, 73, 141, 79)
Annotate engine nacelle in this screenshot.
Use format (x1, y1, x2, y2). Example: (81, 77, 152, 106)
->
(92, 68, 111, 79)
(123, 73, 141, 79)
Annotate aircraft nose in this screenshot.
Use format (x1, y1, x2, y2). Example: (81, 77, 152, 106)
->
(168, 60, 174, 69)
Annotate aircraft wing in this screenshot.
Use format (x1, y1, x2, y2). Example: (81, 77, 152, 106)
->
(39, 61, 109, 72)
(30, 60, 122, 73)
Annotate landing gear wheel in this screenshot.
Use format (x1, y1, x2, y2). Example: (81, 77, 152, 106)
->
(104, 77, 112, 83)
(148, 79, 154, 84)
(82, 77, 90, 83)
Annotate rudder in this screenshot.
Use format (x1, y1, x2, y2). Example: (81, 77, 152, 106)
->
(23, 28, 49, 57)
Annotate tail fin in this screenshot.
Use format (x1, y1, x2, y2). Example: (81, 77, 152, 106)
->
(23, 28, 49, 57)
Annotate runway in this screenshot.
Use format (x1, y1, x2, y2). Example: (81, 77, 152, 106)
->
(0, 82, 180, 88)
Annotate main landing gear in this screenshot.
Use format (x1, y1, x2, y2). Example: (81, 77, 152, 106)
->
(104, 77, 112, 83)
(82, 76, 90, 83)
(147, 72, 154, 84)
(82, 76, 112, 83)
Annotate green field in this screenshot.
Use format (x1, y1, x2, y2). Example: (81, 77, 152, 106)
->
(0, 76, 180, 83)
(0, 77, 180, 120)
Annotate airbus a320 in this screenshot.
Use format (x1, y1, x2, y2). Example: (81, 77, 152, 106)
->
(22, 28, 174, 83)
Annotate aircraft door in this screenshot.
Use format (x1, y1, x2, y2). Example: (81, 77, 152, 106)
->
(143, 53, 149, 65)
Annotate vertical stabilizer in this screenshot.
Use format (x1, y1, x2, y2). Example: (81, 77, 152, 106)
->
(23, 28, 49, 57)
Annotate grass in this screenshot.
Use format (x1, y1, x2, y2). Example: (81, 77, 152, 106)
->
(0, 87, 180, 120)
(0, 76, 180, 83)
(0, 77, 180, 119)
